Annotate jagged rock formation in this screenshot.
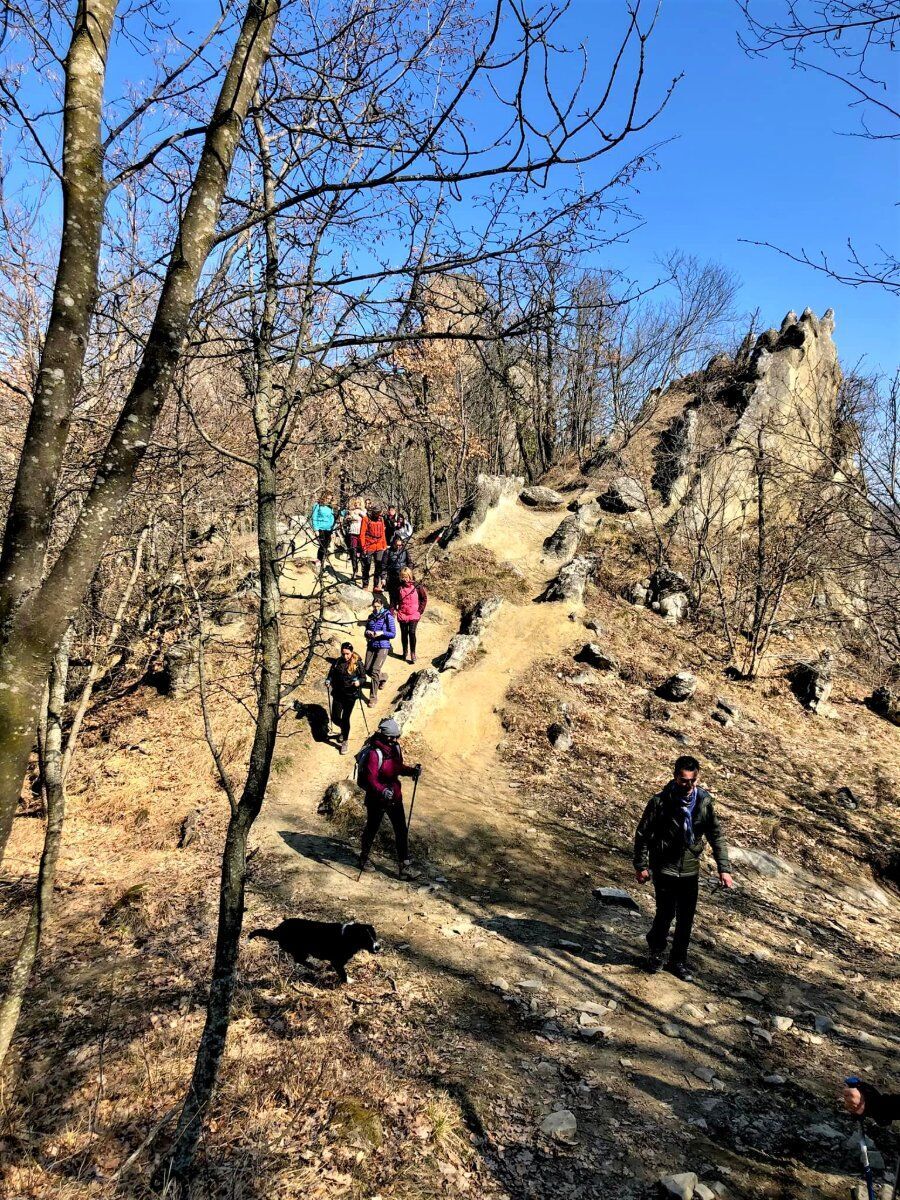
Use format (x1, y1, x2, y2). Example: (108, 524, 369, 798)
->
(391, 667, 442, 732)
(520, 485, 566, 509)
(589, 309, 845, 526)
(540, 555, 599, 603)
(440, 596, 503, 672)
(543, 500, 602, 562)
(439, 474, 523, 546)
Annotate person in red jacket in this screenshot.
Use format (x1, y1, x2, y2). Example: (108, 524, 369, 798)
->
(358, 717, 421, 875)
(359, 504, 389, 590)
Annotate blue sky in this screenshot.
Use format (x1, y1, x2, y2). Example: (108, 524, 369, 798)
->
(565, 0, 899, 375)
(4, 0, 897, 377)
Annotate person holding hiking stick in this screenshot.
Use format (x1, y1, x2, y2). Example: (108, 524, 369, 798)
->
(357, 717, 421, 877)
(326, 642, 365, 755)
(844, 1079, 900, 1126)
(363, 592, 396, 706)
(634, 754, 733, 982)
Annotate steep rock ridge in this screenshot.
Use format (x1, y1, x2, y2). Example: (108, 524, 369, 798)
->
(592, 308, 845, 526)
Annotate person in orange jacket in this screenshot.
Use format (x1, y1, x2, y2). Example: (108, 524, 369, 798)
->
(359, 504, 388, 590)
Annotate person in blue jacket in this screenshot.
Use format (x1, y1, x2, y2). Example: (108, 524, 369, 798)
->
(363, 593, 396, 706)
(311, 491, 336, 572)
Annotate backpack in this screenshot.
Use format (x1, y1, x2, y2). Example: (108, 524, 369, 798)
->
(353, 740, 383, 783)
(416, 583, 428, 612)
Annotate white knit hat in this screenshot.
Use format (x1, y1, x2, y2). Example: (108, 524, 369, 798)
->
(378, 717, 401, 738)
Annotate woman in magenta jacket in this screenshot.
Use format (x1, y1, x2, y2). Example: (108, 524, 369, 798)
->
(393, 567, 427, 664)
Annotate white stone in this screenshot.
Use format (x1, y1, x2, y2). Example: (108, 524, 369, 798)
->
(660, 1172, 698, 1200)
(539, 1109, 577, 1142)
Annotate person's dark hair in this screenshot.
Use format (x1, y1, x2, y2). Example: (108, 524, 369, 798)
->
(391, 533, 403, 544)
(372, 591, 386, 606)
(674, 755, 700, 775)
(341, 641, 353, 651)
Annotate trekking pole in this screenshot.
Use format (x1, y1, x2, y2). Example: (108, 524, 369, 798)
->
(855, 1121, 877, 1200)
(406, 768, 421, 833)
(890, 1153, 899, 1200)
(357, 690, 369, 733)
(324, 681, 333, 736)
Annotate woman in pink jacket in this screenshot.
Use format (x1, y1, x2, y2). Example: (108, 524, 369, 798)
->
(393, 567, 427, 663)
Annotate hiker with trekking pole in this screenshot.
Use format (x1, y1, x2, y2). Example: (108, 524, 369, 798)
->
(325, 642, 365, 755)
(844, 1078, 900, 1200)
(634, 754, 733, 982)
(356, 717, 422, 878)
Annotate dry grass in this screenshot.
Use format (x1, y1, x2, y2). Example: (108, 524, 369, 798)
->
(425, 544, 530, 611)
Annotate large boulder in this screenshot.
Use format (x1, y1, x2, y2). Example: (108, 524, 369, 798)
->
(439, 474, 523, 546)
(657, 671, 697, 702)
(318, 778, 365, 817)
(162, 640, 199, 697)
(542, 514, 584, 561)
(540, 555, 598, 603)
(440, 633, 480, 672)
(597, 476, 644, 514)
(520, 485, 565, 510)
(392, 667, 442, 732)
(789, 653, 833, 712)
(337, 583, 374, 609)
(866, 685, 900, 726)
(460, 595, 503, 636)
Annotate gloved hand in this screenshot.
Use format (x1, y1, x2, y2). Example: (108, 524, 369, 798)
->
(414, 763, 422, 779)
(382, 788, 394, 802)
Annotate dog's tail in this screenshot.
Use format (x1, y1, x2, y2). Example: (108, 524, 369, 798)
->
(248, 927, 279, 942)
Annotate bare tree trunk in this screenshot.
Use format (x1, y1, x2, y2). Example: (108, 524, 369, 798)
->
(0, 626, 72, 1067)
(0, 0, 280, 868)
(0, 1, 116, 630)
(168, 453, 281, 1186)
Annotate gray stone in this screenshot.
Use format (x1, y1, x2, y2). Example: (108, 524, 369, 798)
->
(789, 653, 834, 712)
(543, 513, 584, 561)
(657, 592, 690, 624)
(162, 640, 199, 697)
(710, 710, 733, 728)
(658, 671, 697, 702)
(762, 1074, 787, 1085)
(520, 485, 565, 509)
(694, 1067, 716, 1083)
(516, 979, 545, 992)
(391, 667, 442, 733)
(772, 1016, 794, 1032)
(598, 476, 645, 514)
(548, 720, 573, 752)
(625, 579, 651, 606)
(440, 473, 523, 546)
(574, 643, 619, 671)
(715, 697, 739, 718)
(807, 1123, 843, 1140)
(867, 684, 900, 726)
(440, 632, 480, 672)
(539, 1109, 578, 1142)
(541, 554, 599, 603)
(578, 1001, 612, 1017)
(661, 1022, 683, 1038)
(336, 583, 374, 609)
(694, 1185, 716, 1200)
(593, 886, 640, 912)
(659, 1172, 698, 1200)
(814, 1013, 835, 1035)
(728, 847, 796, 878)
(317, 778, 365, 817)
(460, 595, 503, 636)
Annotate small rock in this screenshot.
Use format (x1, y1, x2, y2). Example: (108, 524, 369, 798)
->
(578, 1002, 611, 1017)
(491, 977, 511, 993)
(835, 786, 859, 810)
(516, 979, 545, 992)
(752, 1027, 774, 1045)
(578, 1024, 611, 1040)
(807, 1123, 843, 1140)
(574, 643, 619, 671)
(659, 1171, 698, 1200)
(593, 886, 640, 912)
(661, 1022, 683, 1038)
(735, 988, 764, 1003)
(658, 671, 698, 702)
(694, 1067, 716, 1083)
(814, 1013, 835, 1034)
(539, 1109, 578, 1143)
(762, 1074, 787, 1085)
(695, 1185, 716, 1200)
(771, 1016, 794, 1032)
(547, 719, 573, 752)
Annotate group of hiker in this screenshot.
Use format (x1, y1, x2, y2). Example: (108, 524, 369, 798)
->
(310, 492, 413, 591)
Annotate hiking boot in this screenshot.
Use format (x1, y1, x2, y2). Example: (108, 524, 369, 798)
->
(357, 856, 373, 873)
(647, 951, 664, 974)
(410, 652, 416, 664)
(366, 697, 376, 708)
(398, 859, 421, 880)
(668, 960, 694, 982)
(339, 740, 349, 755)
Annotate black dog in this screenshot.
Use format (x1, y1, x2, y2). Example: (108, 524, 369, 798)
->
(248, 919, 380, 984)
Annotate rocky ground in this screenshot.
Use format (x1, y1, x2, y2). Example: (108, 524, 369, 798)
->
(1, 484, 898, 1200)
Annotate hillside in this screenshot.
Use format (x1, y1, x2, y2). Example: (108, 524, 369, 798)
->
(2, 477, 897, 1200)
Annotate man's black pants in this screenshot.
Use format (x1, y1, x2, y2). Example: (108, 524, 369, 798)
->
(360, 793, 409, 864)
(647, 872, 699, 964)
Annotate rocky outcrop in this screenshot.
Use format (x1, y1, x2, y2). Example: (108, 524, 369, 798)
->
(543, 499, 602, 562)
(439, 474, 523, 546)
(162, 640, 199, 697)
(625, 566, 691, 625)
(318, 778, 365, 817)
(547, 707, 573, 752)
(391, 667, 442, 732)
(789, 653, 833, 712)
(540, 555, 598, 603)
(597, 476, 645, 514)
(574, 643, 618, 671)
(520, 485, 565, 509)
(867, 684, 900, 726)
(657, 671, 697, 702)
(440, 596, 503, 672)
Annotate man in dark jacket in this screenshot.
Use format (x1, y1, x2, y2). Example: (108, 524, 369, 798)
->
(634, 755, 733, 980)
(383, 535, 413, 608)
(358, 717, 421, 875)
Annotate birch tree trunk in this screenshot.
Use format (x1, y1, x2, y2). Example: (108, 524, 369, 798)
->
(0, 0, 280, 868)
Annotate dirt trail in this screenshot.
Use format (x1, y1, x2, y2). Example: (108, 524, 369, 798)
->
(258, 502, 900, 1200)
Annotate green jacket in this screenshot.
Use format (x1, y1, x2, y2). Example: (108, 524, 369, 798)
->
(633, 784, 730, 878)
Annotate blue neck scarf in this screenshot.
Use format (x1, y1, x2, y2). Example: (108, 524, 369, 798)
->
(670, 782, 699, 846)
